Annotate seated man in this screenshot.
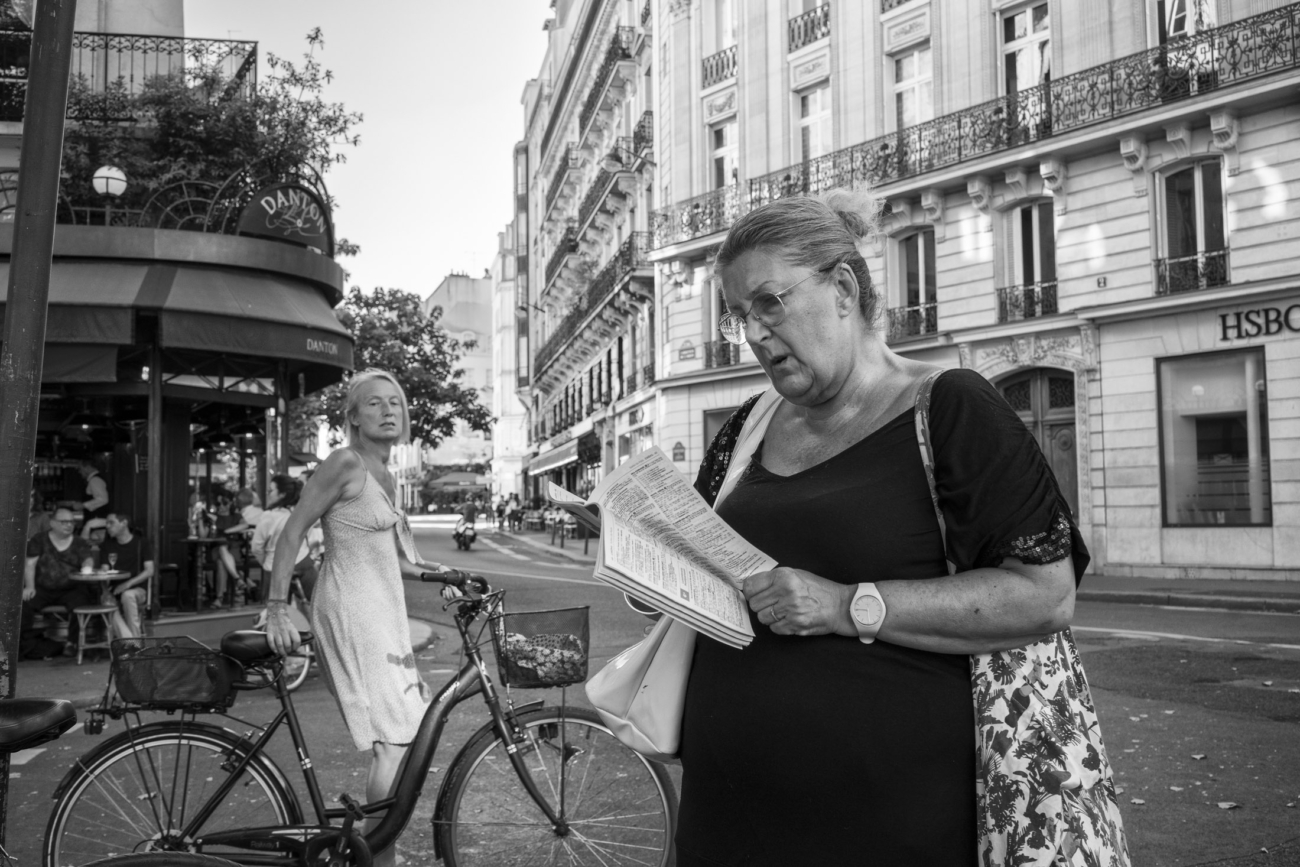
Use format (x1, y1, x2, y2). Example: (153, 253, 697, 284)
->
(101, 513, 153, 638)
(20, 507, 96, 659)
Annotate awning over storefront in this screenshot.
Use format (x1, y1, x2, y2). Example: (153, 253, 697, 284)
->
(528, 440, 578, 475)
(0, 260, 353, 375)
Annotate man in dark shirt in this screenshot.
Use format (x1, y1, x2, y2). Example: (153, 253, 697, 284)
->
(102, 512, 153, 638)
(21, 507, 96, 658)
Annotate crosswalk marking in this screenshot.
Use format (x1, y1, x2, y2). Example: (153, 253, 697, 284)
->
(10, 747, 45, 765)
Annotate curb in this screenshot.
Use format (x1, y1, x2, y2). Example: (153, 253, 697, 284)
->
(508, 532, 597, 564)
(1078, 590, 1300, 614)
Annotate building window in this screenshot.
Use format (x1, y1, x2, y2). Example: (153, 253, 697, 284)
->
(999, 201, 1057, 321)
(798, 82, 832, 162)
(715, 0, 737, 50)
(1159, 349, 1271, 526)
(893, 45, 933, 130)
(1156, 0, 1214, 43)
(888, 229, 938, 340)
(711, 120, 738, 189)
(1002, 3, 1051, 96)
(1158, 159, 1227, 294)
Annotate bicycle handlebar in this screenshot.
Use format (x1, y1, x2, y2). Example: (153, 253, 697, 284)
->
(420, 568, 489, 595)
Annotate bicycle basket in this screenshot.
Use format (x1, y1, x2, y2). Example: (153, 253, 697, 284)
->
(490, 607, 590, 688)
(110, 636, 243, 711)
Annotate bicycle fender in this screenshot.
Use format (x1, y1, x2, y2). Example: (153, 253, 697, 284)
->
(430, 699, 546, 861)
(49, 719, 299, 819)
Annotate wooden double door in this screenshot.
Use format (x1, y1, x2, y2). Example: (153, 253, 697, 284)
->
(997, 369, 1079, 520)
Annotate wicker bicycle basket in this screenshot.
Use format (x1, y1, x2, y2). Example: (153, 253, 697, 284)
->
(111, 636, 243, 712)
(489, 607, 590, 689)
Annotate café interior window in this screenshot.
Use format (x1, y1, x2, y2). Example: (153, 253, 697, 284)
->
(1159, 349, 1271, 526)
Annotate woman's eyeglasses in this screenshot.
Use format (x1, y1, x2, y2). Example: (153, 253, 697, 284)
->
(717, 264, 837, 346)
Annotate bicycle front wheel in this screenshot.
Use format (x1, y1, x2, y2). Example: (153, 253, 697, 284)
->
(44, 722, 301, 867)
(438, 706, 677, 867)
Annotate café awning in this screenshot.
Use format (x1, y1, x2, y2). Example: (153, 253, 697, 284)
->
(528, 440, 579, 475)
(0, 260, 353, 378)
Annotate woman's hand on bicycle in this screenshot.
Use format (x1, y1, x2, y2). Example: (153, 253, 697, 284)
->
(264, 601, 301, 656)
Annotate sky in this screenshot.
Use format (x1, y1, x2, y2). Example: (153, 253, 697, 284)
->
(183, 1, 550, 301)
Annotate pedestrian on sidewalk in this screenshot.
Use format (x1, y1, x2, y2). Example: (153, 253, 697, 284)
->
(672, 190, 1127, 867)
(263, 369, 444, 867)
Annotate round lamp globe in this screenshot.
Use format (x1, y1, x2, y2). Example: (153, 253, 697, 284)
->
(92, 165, 128, 198)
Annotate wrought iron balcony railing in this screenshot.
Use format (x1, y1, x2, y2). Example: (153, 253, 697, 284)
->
(996, 281, 1059, 323)
(643, 361, 656, 387)
(886, 302, 938, 343)
(881, 0, 909, 11)
(652, 185, 742, 247)
(626, 372, 639, 394)
(545, 225, 580, 288)
(633, 110, 654, 154)
(703, 45, 737, 88)
(789, 5, 831, 53)
(1155, 249, 1230, 295)
(641, 0, 653, 28)
(702, 340, 742, 369)
(576, 168, 615, 234)
(545, 144, 581, 215)
(0, 31, 257, 123)
(656, 3, 1300, 248)
(535, 232, 651, 374)
(579, 26, 635, 138)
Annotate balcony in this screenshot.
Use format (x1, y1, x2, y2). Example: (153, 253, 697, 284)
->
(789, 5, 831, 53)
(535, 232, 653, 376)
(626, 372, 640, 394)
(656, 3, 1300, 248)
(652, 185, 742, 248)
(1155, 249, 1230, 295)
(643, 361, 656, 387)
(703, 45, 737, 88)
(633, 110, 654, 154)
(641, 0, 653, 29)
(578, 26, 636, 142)
(886, 303, 938, 343)
(996, 281, 1059, 323)
(576, 168, 615, 235)
(545, 225, 580, 290)
(702, 340, 742, 369)
(544, 144, 582, 221)
(0, 31, 257, 122)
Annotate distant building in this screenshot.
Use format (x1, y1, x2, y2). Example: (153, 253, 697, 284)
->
(490, 224, 530, 498)
(422, 272, 493, 467)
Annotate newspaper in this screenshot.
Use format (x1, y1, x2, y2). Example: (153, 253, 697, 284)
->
(546, 447, 775, 647)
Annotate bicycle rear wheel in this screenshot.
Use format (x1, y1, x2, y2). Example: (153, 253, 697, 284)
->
(437, 706, 677, 867)
(81, 855, 243, 867)
(44, 722, 300, 867)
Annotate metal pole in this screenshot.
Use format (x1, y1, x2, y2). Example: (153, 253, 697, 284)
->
(0, 0, 79, 843)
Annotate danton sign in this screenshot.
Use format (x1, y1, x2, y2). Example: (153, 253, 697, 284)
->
(237, 182, 333, 256)
(1219, 302, 1300, 340)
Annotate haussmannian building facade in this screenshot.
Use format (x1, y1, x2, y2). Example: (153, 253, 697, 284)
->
(513, 0, 1300, 579)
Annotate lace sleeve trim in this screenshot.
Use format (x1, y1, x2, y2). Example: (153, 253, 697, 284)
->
(988, 508, 1074, 568)
(696, 394, 763, 505)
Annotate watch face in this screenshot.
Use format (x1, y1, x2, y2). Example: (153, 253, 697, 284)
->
(853, 595, 883, 627)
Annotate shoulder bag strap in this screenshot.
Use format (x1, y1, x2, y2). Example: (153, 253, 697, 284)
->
(913, 370, 957, 576)
(714, 387, 782, 511)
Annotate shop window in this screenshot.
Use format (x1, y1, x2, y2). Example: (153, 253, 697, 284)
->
(1157, 159, 1227, 295)
(1159, 349, 1271, 527)
(711, 120, 738, 190)
(798, 82, 832, 162)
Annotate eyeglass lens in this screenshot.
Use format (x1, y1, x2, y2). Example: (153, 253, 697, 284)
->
(720, 293, 786, 345)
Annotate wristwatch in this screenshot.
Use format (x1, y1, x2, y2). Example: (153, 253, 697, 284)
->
(850, 583, 887, 644)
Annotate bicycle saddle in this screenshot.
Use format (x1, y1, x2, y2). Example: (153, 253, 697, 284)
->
(0, 698, 76, 753)
(222, 629, 315, 663)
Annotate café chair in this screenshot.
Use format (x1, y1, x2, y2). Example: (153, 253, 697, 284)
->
(71, 603, 117, 664)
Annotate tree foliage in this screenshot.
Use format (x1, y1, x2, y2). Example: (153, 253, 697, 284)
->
(289, 288, 494, 449)
(60, 28, 361, 210)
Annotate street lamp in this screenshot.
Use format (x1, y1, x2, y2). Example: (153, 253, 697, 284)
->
(92, 165, 127, 225)
(515, 301, 545, 318)
(601, 146, 656, 174)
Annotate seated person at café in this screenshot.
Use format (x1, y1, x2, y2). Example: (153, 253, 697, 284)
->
(20, 507, 96, 659)
(101, 513, 153, 638)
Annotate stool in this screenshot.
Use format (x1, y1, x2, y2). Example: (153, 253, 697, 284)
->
(37, 605, 70, 643)
(72, 605, 117, 664)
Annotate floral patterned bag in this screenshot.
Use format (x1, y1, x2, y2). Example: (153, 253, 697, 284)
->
(914, 372, 1130, 867)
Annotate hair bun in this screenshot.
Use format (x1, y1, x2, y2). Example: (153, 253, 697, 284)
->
(817, 186, 882, 241)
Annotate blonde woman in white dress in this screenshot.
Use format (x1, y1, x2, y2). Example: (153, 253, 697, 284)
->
(265, 369, 443, 867)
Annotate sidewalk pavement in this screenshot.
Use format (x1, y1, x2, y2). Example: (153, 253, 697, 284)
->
(12, 617, 438, 710)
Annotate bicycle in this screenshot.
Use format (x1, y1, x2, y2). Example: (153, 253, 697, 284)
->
(0, 696, 77, 867)
(249, 572, 313, 694)
(43, 569, 678, 867)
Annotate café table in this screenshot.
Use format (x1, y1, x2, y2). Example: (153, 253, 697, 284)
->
(69, 569, 130, 605)
(68, 569, 131, 658)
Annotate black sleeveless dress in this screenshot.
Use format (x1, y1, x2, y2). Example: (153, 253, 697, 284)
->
(674, 369, 1086, 867)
